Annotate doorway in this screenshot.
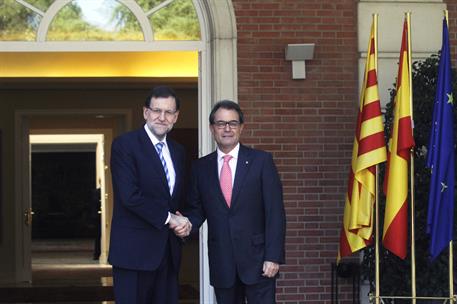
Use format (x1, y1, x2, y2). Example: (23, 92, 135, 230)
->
(13, 82, 200, 302)
(30, 134, 106, 257)
(29, 134, 113, 288)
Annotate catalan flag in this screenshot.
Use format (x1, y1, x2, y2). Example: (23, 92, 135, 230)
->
(338, 19, 387, 260)
(382, 19, 415, 259)
(426, 17, 454, 260)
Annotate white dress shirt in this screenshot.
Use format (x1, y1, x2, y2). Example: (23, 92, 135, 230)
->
(144, 124, 176, 225)
(216, 143, 240, 186)
(144, 124, 176, 195)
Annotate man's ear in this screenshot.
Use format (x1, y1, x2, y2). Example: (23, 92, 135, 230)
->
(143, 107, 148, 120)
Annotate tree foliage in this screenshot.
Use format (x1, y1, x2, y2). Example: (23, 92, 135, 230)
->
(0, 0, 102, 40)
(0, 0, 53, 30)
(47, 3, 105, 41)
(0, 0, 48, 40)
(361, 53, 457, 303)
(113, 0, 200, 40)
(149, 0, 200, 40)
(1, 0, 200, 41)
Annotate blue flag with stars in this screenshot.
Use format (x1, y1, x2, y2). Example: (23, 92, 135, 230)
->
(426, 18, 455, 260)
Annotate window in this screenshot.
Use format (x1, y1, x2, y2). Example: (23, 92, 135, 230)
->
(0, 0, 201, 41)
(0, 0, 41, 41)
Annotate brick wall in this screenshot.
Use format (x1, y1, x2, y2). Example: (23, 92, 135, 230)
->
(233, 1, 358, 303)
(445, 0, 457, 62)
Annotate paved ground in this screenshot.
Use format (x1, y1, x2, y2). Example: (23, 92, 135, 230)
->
(0, 239, 198, 304)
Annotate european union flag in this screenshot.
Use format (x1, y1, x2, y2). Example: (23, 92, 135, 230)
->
(426, 18, 455, 260)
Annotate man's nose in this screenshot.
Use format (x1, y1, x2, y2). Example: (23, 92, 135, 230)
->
(158, 111, 166, 120)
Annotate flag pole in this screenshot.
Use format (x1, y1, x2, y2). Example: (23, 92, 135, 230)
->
(373, 13, 381, 304)
(444, 10, 455, 303)
(406, 12, 417, 304)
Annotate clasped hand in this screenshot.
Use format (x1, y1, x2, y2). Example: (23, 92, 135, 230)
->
(169, 211, 192, 237)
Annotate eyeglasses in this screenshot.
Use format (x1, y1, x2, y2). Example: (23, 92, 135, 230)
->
(213, 120, 241, 129)
(148, 107, 177, 119)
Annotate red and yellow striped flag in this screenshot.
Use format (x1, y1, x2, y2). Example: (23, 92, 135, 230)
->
(338, 19, 387, 260)
(382, 18, 415, 259)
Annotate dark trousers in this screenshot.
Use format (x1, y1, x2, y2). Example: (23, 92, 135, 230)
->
(112, 245, 178, 304)
(214, 274, 276, 304)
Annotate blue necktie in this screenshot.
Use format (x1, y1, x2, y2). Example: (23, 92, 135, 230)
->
(155, 142, 172, 193)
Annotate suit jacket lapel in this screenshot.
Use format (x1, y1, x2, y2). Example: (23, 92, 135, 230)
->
(231, 145, 252, 208)
(167, 139, 180, 198)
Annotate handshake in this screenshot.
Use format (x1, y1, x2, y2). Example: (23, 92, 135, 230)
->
(168, 211, 192, 238)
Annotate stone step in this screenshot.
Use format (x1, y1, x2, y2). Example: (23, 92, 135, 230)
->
(0, 284, 199, 303)
(0, 285, 114, 303)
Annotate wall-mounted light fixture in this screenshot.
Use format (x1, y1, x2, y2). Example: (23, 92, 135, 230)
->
(285, 43, 315, 79)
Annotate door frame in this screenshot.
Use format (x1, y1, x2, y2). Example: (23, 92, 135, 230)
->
(14, 108, 131, 281)
(29, 133, 108, 263)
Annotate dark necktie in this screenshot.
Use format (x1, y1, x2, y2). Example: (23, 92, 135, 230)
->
(156, 142, 172, 193)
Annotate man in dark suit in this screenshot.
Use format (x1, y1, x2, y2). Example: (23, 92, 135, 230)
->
(109, 86, 192, 304)
(183, 100, 286, 304)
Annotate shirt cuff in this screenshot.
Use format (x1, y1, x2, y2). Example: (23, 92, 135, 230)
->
(165, 212, 171, 225)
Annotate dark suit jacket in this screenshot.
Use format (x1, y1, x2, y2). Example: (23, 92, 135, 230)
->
(187, 144, 286, 288)
(108, 127, 185, 272)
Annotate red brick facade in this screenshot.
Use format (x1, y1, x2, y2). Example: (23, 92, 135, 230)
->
(446, 0, 457, 62)
(233, 1, 457, 303)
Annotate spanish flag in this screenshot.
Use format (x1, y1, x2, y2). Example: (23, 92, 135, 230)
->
(382, 18, 415, 259)
(338, 19, 386, 260)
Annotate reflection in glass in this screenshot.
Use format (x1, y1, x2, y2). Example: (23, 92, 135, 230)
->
(149, 0, 201, 41)
(135, 0, 166, 12)
(0, 0, 41, 41)
(47, 0, 143, 41)
(0, 0, 201, 42)
(26, 0, 55, 12)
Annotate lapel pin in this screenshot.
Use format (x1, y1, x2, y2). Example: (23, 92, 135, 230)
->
(246, 161, 249, 164)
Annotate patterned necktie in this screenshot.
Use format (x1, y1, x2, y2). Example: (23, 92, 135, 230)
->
(220, 155, 233, 207)
(155, 142, 172, 194)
